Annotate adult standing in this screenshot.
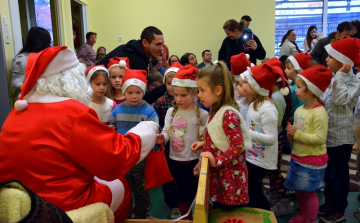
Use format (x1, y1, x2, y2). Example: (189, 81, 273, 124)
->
(0, 46, 158, 223)
(11, 26, 51, 95)
(303, 26, 318, 53)
(279, 29, 301, 58)
(99, 26, 166, 104)
(77, 31, 97, 67)
(241, 15, 252, 32)
(311, 21, 353, 66)
(218, 19, 266, 70)
(351, 20, 360, 39)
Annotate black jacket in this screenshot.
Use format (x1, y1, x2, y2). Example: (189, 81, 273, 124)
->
(99, 40, 166, 104)
(311, 32, 336, 66)
(218, 33, 266, 70)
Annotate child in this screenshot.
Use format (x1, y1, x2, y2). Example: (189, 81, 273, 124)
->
(192, 61, 252, 209)
(85, 65, 116, 125)
(268, 77, 293, 216)
(111, 69, 159, 219)
(153, 62, 182, 219)
(229, 52, 255, 120)
(107, 57, 129, 105)
(286, 65, 332, 223)
(156, 65, 208, 219)
(242, 58, 288, 210)
(146, 71, 163, 92)
(284, 53, 313, 121)
(318, 37, 360, 222)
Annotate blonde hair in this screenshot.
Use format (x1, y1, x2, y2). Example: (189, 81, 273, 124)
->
(167, 86, 204, 141)
(198, 61, 239, 117)
(164, 71, 176, 82)
(106, 66, 126, 99)
(296, 77, 325, 106)
(253, 95, 272, 111)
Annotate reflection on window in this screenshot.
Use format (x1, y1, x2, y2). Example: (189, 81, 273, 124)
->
(327, 0, 360, 34)
(275, 0, 323, 57)
(34, 0, 53, 45)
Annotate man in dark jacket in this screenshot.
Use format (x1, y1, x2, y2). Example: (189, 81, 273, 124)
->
(99, 26, 166, 104)
(311, 22, 353, 66)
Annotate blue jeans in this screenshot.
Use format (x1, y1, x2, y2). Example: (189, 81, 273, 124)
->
(323, 144, 352, 213)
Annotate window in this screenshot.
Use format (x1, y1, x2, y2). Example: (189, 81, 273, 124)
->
(275, 0, 360, 57)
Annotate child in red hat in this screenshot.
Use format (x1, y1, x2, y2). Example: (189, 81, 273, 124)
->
(156, 64, 208, 219)
(110, 68, 159, 219)
(85, 65, 116, 125)
(318, 37, 360, 222)
(107, 57, 129, 105)
(286, 65, 333, 223)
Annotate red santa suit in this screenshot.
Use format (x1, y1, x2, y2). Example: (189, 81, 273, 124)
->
(0, 46, 157, 223)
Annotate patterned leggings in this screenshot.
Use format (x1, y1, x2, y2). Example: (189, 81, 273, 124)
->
(266, 132, 288, 199)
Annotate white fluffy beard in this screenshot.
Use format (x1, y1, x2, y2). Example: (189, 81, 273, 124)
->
(36, 63, 93, 105)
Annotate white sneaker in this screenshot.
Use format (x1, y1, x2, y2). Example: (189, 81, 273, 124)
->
(170, 208, 181, 219)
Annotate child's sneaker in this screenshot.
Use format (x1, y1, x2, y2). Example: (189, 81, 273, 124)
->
(147, 198, 152, 211)
(318, 203, 331, 216)
(319, 212, 346, 223)
(169, 208, 181, 219)
(270, 199, 293, 216)
(267, 191, 279, 207)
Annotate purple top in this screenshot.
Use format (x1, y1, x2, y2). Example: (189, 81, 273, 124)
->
(77, 43, 96, 66)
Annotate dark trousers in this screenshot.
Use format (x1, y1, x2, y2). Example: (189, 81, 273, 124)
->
(246, 161, 270, 210)
(161, 144, 179, 209)
(324, 144, 352, 214)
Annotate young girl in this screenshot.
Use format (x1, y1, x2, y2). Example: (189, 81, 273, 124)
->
(236, 74, 253, 120)
(106, 57, 129, 105)
(286, 65, 332, 223)
(85, 65, 116, 125)
(242, 58, 288, 210)
(156, 65, 208, 219)
(191, 61, 252, 209)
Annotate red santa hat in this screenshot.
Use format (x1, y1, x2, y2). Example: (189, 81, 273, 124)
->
(243, 57, 289, 97)
(171, 64, 199, 88)
(230, 53, 255, 81)
(324, 37, 360, 67)
(107, 57, 129, 71)
(15, 46, 79, 111)
(297, 64, 332, 97)
(121, 69, 147, 94)
(287, 52, 312, 72)
(164, 62, 182, 79)
(85, 65, 108, 82)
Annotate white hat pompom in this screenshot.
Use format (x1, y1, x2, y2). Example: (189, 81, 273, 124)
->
(280, 87, 289, 96)
(250, 63, 255, 67)
(245, 54, 250, 59)
(119, 60, 126, 68)
(14, 100, 28, 111)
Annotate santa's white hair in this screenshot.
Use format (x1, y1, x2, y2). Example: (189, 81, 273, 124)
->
(36, 63, 93, 105)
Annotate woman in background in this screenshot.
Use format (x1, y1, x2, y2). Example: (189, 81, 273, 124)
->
(303, 26, 318, 53)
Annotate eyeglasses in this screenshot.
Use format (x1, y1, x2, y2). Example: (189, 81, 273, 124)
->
(171, 60, 179, 63)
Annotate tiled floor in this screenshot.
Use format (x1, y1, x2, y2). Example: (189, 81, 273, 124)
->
(148, 187, 360, 222)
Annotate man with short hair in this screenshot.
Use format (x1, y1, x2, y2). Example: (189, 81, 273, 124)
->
(198, 50, 213, 69)
(77, 31, 97, 67)
(311, 21, 353, 66)
(241, 15, 252, 32)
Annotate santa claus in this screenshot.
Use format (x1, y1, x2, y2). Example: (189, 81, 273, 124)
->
(0, 46, 158, 222)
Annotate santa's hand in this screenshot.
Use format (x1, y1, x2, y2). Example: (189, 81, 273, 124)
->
(142, 121, 159, 133)
(155, 134, 165, 144)
(339, 62, 351, 74)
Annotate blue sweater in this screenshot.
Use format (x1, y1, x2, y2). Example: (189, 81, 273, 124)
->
(111, 101, 159, 135)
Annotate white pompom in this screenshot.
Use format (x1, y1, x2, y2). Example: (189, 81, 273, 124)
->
(287, 79, 293, 85)
(245, 54, 250, 59)
(14, 100, 28, 111)
(250, 63, 255, 67)
(280, 87, 289, 96)
(119, 60, 126, 68)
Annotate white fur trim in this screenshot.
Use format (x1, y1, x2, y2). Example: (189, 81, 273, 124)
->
(240, 73, 245, 81)
(94, 177, 124, 212)
(280, 87, 289, 96)
(164, 67, 180, 78)
(172, 78, 197, 88)
(121, 78, 147, 94)
(127, 121, 157, 163)
(325, 44, 354, 67)
(233, 75, 240, 81)
(243, 68, 269, 96)
(42, 48, 79, 77)
(86, 67, 109, 82)
(298, 74, 324, 97)
(288, 55, 303, 73)
(15, 91, 71, 111)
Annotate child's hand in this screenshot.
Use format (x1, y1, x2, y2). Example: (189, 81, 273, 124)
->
(155, 134, 164, 144)
(246, 40, 258, 50)
(108, 124, 116, 130)
(339, 62, 352, 73)
(193, 161, 202, 176)
(287, 125, 297, 138)
(191, 141, 204, 153)
(200, 152, 216, 167)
